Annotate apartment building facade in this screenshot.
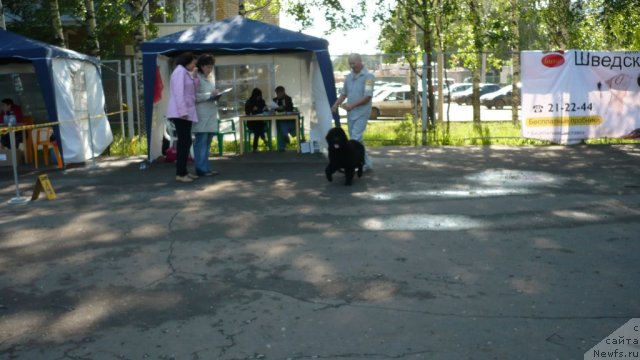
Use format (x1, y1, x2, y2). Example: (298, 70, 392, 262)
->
(149, 0, 279, 37)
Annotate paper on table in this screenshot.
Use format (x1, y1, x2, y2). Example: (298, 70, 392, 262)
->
(267, 100, 279, 110)
(212, 87, 232, 101)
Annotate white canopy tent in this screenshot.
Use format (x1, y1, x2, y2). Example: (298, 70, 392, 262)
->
(142, 16, 339, 161)
(0, 29, 112, 163)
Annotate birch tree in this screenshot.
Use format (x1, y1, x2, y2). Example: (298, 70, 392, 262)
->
(510, 0, 520, 125)
(49, 0, 66, 47)
(0, 0, 6, 30)
(84, 0, 100, 57)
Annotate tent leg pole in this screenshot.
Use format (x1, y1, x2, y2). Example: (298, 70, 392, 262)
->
(8, 127, 29, 205)
(118, 60, 125, 155)
(87, 115, 97, 169)
(85, 72, 98, 170)
(133, 60, 142, 154)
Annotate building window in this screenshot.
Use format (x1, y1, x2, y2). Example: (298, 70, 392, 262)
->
(151, 0, 216, 24)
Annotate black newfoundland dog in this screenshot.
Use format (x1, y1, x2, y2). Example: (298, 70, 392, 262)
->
(325, 127, 365, 186)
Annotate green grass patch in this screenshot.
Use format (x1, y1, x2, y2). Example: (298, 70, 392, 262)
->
(364, 117, 640, 146)
(363, 119, 415, 146)
(584, 137, 640, 145)
(105, 131, 268, 156)
(104, 118, 639, 157)
(108, 134, 148, 156)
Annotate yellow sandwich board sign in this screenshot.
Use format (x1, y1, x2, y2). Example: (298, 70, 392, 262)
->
(32, 174, 57, 200)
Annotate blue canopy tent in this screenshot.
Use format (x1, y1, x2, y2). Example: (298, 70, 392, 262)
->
(0, 29, 112, 163)
(141, 16, 339, 160)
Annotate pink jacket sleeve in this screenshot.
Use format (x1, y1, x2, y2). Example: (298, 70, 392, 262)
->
(169, 67, 187, 118)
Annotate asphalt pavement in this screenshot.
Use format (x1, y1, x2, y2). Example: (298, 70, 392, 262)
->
(1, 145, 639, 359)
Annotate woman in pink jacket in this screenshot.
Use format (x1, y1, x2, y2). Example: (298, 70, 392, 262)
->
(167, 52, 199, 182)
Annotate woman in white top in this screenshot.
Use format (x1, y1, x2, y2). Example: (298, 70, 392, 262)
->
(193, 54, 220, 176)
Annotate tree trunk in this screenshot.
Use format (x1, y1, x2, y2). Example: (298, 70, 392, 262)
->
(425, 28, 436, 130)
(468, 0, 482, 123)
(472, 56, 481, 123)
(130, 0, 147, 55)
(511, 0, 520, 125)
(421, 19, 436, 146)
(50, 0, 66, 48)
(131, 0, 148, 135)
(409, 25, 419, 146)
(558, 0, 571, 49)
(84, 0, 100, 57)
(548, 0, 572, 49)
(0, 0, 6, 30)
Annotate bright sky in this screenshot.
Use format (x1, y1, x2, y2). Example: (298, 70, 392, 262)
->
(279, 2, 382, 56)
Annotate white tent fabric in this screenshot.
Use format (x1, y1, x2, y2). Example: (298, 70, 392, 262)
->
(52, 58, 112, 163)
(310, 54, 334, 151)
(150, 56, 171, 160)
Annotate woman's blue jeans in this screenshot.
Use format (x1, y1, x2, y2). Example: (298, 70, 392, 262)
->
(193, 132, 215, 174)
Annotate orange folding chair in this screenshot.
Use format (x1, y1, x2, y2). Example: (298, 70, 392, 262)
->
(32, 127, 63, 169)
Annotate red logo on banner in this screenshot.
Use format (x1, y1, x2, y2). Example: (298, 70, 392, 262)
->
(541, 53, 565, 68)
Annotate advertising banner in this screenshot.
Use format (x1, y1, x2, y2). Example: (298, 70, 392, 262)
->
(521, 50, 640, 144)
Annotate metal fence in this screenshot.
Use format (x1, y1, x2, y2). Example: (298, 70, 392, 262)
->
(94, 53, 521, 153)
(101, 59, 142, 139)
(331, 52, 522, 145)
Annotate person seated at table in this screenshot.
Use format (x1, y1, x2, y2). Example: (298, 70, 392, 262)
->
(244, 88, 269, 152)
(273, 86, 296, 151)
(0, 98, 24, 149)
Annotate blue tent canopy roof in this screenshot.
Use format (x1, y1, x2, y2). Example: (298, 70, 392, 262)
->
(141, 16, 329, 54)
(0, 28, 100, 65)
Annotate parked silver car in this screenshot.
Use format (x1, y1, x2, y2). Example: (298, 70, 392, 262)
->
(442, 83, 472, 102)
(452, 83, 501, 105)
(480, 85, 519, 109)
